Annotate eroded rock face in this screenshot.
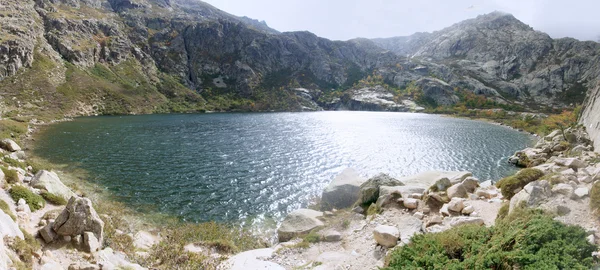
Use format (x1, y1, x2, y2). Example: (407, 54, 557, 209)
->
(52, 197, 104, 243)
(0, 0, 39, 80)
(277, 209, 324, 242)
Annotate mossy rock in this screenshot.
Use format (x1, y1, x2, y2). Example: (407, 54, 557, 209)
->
(496, 168, 544, 199)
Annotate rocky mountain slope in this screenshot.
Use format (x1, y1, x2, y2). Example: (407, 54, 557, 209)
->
(373, 11, 600, 108)
(1, 2, 599, 118)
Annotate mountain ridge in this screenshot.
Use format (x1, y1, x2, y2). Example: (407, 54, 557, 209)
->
(1, 1, 599, 119)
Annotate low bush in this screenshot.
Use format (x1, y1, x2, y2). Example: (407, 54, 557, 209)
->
(41, 191, 67, 205)
(9, 186, 45, 211)
(496, 168, 544, 199)
(384, 209, 595, 269)
(1, 167, 19, 184)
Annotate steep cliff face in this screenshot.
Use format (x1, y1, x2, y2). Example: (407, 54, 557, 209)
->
(580, 83, 600, 150)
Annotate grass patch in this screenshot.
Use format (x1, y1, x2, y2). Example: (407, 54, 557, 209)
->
(9, 185, 45, 211)
(8, 229, 41, 269)
(40, 191, 68, 205)
(1, 167, 19, 184)
(0, 119, 28, 141)
(2, 157, 25, 169)
(496, 168, 544, 199)
(145, 221, 266, 269)
(384, 208, 595, 269)
(590, 181, 600, 213)
(0, 199, 16, 221)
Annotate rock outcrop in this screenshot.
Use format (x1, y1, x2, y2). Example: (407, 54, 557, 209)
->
(42, 196, 104, 252)
(374, 12, 600, 107)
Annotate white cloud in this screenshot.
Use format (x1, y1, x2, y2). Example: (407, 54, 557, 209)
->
(202, 0, 600, 41)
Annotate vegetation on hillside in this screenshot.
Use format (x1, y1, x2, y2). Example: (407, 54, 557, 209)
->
(384, 209, 596, 269)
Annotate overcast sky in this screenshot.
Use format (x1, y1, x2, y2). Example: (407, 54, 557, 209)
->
(201, 0, 600, 41)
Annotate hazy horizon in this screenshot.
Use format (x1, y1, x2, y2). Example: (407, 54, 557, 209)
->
(202, 0, 600, 42)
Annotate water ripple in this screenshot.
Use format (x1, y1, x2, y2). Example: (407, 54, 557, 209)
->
(34, 112, 533, 226)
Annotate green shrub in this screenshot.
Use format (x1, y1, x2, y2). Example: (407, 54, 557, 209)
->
(384, 209, 595, 269)
(9, 186, 45, 211)
(590, 181, 600, 212)
(0, 199, 16, 221)
(41, 191, 67, 205)
(1, 167, 19, 184)
(496, 168, 544, 199)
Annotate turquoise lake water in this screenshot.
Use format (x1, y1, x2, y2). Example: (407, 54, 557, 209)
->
(34, 112, 532, 225)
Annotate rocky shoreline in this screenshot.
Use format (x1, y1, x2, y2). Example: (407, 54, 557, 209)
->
(219, 126, 600, 269)
(1, 118, 598, 269)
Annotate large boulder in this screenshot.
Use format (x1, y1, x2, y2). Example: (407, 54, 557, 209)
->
(398, 171, 472, 190)
(358, 173, 403, 206)
(554, 158, 587, 169)
(509, 180, 551, 213)
(397, 216, 423, 244)
(52, 197, 104, 243)
(217, 248, 284, 270)
(0, 210, 23, 240)
(508, 148, 547, 167)
(321, 168, 366, 210)
(96, 248, 146, 270)
(31, 170, 77, 200)
(373, 225, 399, 248)
(447, 183, 468, 198)
(379, 185, 425, 199)
(0, 139, 21, 152)
(277, 209, 324, 242)
(444, 216, 485, 227)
